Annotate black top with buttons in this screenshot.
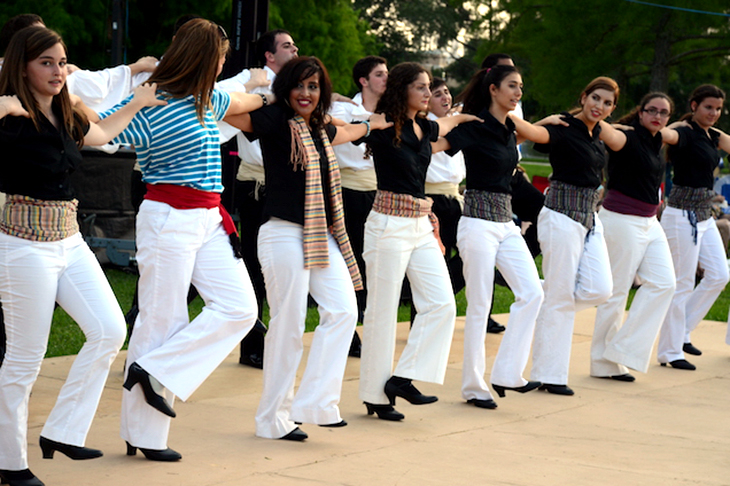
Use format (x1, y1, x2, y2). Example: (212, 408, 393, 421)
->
(668, 121, 721, 190)
(247, 104, 336, 226)
(533, 112, 606, 189)
(445, 108, 517, 194)
(0, 108, 89, 201)
(359, 115, 439, 198)
(606, 121, 664, 205)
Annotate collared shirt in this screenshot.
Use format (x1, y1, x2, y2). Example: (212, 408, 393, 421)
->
(102, 89, 231, 192)
(216, 65, 276, 160)
(668, 120, 721, 190)
(426, 112, 465, 185)
(330, 92, 374, 172)
(534, 112, 606, 189)
(360, 116, 440, 198)
(247, 104, 337, 226)
(445, 108, 516, 193)
(0, 108, 89, 201)
(606, 121, 664, 205)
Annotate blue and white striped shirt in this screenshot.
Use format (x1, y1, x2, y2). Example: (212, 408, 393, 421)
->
(101, 89, 231, 192)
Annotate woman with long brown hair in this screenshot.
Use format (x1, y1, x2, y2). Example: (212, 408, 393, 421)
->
(226, 56, 391, 440)
(656, 85, 730, 370)
(434, 65, 544, 409)
(103, 18, 272, 460)
(591, 93, 678, 380)
(0, 25, 161, 486)
(356, 62, 478, 421)
(509, 77, 617, 396)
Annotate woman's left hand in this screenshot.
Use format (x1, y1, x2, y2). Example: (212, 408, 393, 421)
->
(131, 83, 167, 108)
(368, 112, 393, 131)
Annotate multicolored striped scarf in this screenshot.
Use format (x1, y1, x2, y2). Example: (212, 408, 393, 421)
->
(288, 115, 363, 290)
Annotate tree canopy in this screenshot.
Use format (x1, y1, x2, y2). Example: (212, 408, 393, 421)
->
(477, 0, 730, 126)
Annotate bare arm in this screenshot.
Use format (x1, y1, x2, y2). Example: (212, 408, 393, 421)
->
(431, 137, 452, 154)
(598, 120, 627, 151)
(128, 56, 158, 76)
(332, 113, 392, 146)
(224, 91, 275, 119)
(69, 94, 100, 122)
(508, 113, 551, 144)
(84, 83, 166, 146)
(435, 113, 482, 137)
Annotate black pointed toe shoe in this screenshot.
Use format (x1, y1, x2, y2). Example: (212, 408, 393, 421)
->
(364, 402, 405, 421)
(384, 376, 438, 405)
(39, 436, 102, 460)
(661, 359, 696, 370)
(491, 381, 541, 398)
(486, 317, 506, 334)
(538, 383, 575, 396)
(466, 398, 498, 409)
(126, 441, 181, 461)
(682, 342, 702, 356)
(0, 469, 44, 486)
(123, 362, 176, 418)
(597, 374, 636, 382)
(280, 427, 308, 441)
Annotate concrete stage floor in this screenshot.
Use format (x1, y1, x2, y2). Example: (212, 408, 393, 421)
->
(23, 308, 730, 485)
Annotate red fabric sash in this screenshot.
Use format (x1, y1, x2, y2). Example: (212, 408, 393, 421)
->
(144, 184, 238, 236)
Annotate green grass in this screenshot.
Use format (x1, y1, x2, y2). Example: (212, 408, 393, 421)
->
(43, 160, 730, 357)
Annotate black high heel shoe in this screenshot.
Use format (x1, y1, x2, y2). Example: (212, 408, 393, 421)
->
(661, 359, 696, 370)
(123, 362, 176, 418)
(364, 402, 405, 421)
(280, 427, 308, 441)
(538, 383, 574, 396)
(0, 469, 44, 486)
(126, 441, 182, 461)
(384, 376, 437, 405)
(491, 381, 541, 398)
(39, 436, 102, 460)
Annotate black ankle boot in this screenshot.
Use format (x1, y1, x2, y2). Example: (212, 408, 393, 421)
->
(364, 402, 404, 421)
(384, 376, 438, 405)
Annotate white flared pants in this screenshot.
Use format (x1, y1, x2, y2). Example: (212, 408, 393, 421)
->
(591, 209, 675, 375)
(121, 201, 257, 449)
(254, 219, 357, 439)
(530, 208, 612, 385)
(657, 206, 728, 363)
(457, 217, 543, 400)
(0, 232, 125, 470)
(359, 211, 456, 405)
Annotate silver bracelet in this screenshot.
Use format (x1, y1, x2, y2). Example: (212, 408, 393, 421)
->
(362, 119, 371, 138)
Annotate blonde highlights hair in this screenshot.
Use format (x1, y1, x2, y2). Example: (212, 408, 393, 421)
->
(147, 18, 230, 123)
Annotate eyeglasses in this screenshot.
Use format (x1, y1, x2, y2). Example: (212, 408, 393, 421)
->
(642, 107, 671, 118)
(217, 24, 228, 41)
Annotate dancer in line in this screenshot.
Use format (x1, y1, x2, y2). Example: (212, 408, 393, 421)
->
(657, 84, 730, 370)
(0, 26, 162, 486)
(357, 62, 479, 420)
(434, 65, 543, 409)
(509, 77, 617, 396)
(105, 19, 272, 461)
(591, 93, 678, 380)
(227, 56, 392, 440)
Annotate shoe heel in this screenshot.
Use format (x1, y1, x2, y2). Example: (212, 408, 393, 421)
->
(39, 438, 54, 459)
(492, 384, 506, 398)
(384, 390, 396, 406)
(122, 372, 136, 392)
(365, 403, 374, 416)
(126, 442, 137, 456)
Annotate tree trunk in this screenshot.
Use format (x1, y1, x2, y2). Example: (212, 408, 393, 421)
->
(650, 12, 672, 93)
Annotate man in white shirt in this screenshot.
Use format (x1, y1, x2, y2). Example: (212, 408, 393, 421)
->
(216, 30, 298, 368)
(329, 56, 388, 357)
